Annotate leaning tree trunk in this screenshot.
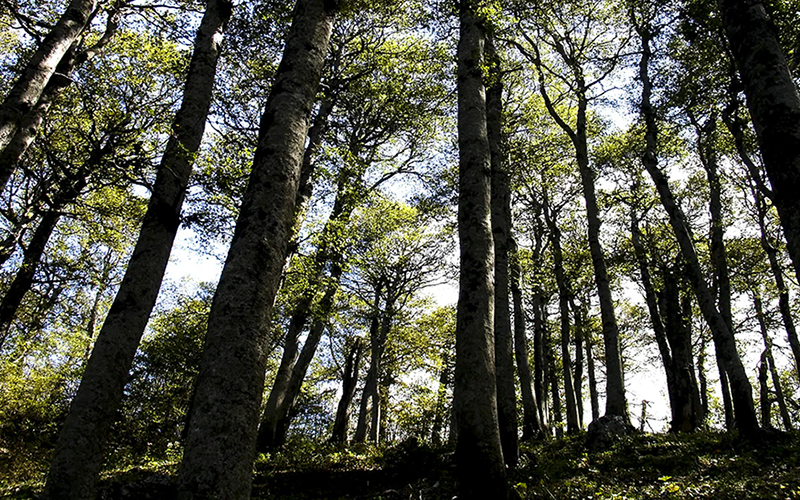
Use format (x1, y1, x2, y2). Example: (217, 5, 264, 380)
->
(535, 55, 627, 421)
(44, 4, 233, 499)
(0, 4, 121, 177)
(176, 1, 334, 498)
(717, 0, 800, 286)
(454, 4, 507, 498)
(636, 19, 758, 436)
(0, 0, 98, 178)
(487, 41, 518, 466)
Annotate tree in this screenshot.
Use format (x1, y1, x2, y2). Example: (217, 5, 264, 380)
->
(453, 2, 507, 497)
(716, 0, 800, 286)
(44, 1, 232, 496)
(176, 0, 337, 497)
(514, 0, 631, 421)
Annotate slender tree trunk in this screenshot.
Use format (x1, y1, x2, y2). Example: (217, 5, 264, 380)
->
(635, 20, 759, 436)
(533, 290, 549, 428)
(511, 239, 544, 440)
(571, 297, 584, 428)
(584, 310, 600, 422)
(759, 350, 771, 427)
(257, 167, 355, 451)
(454, 4, 507, 497)
(697, 333, 709, 427)
(176, 1, 333, 497)
(753, 186, 800, 379)
(45, 4, 232, 498)
(547, 339, 563, 437)
(545, 204, 580, 433)
(717, 0, 800, 285)
(753, 292, 792, 429)
(355, 286, 382, 443)
(330, 339, 363, 443)
(487, 42, 518, 465)
(0, 0, 97, 179)
(368, 295, 394, 444)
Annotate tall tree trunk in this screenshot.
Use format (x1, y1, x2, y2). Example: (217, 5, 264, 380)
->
(571, 297, 584, 428)
(176, 1, 333, 497)
(330, 339, 363, 443)
(487, 40, 518, 465)
(511, 239, 544, 440)
(0, 0, 97, 180)
(454, 4, 507, 497)
(544, 202, 580, 433)
(368, 294, 394, 444)
(532, 289, 549, 428)
(534, 51, 627, 420)
(697, 333, 709, 427)
(45, 4, 232, 498)
(635, 19, 759, 436)
(583, 303, 600, 422)
(753, 292, 792, 429)
(717, 0, 800, 285)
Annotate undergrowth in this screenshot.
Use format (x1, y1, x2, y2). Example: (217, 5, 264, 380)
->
(2, 430, 799, 499)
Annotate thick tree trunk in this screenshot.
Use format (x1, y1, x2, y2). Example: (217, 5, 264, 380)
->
(45, 3, 232, 498)
(0, 0, 97, 179)
(454, 5, 507, 497)
(511, 240, 544, 440)
(717, 0, 800, 285)
(636, 20, 759, 436)
(176, 1, 333, 497)
(487, 45, 518, 465)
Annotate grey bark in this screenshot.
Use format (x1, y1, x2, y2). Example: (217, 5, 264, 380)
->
(330, 339, 363, 443)
(44, 2, 232, 498)
(0, 4, 121, 178)
(173, 0, 335, 497)
(487, 37, 518, 466)
(355, 283, 383, 443)
(717, 0, 800, 286)
(571, 297, 584, 427)
(543, 200, 580, 433)
(0, 0, 97, 182)
(454, 4, 507, 497)
(532, 42, 628, 421)
(511, 239, 544, 440)
(636, 17, 758, 436)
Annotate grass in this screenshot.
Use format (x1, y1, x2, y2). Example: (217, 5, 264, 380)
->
(2, 430, 799, 498)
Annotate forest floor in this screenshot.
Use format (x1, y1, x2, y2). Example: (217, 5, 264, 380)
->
(3, 430, 800, 499)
